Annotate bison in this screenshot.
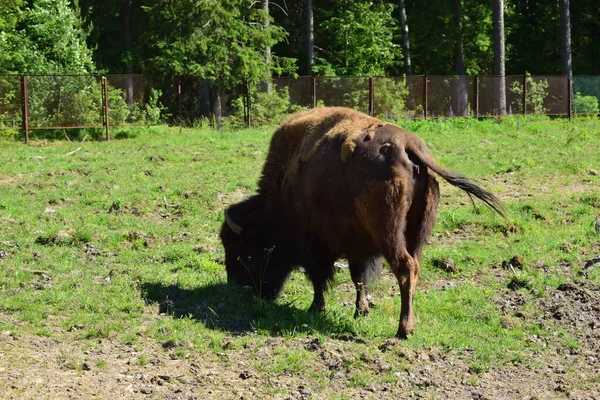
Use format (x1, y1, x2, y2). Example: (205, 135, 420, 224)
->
(220, 107, 505, 338)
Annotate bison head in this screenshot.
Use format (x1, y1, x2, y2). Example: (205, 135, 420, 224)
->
(219, 195, 296, 300)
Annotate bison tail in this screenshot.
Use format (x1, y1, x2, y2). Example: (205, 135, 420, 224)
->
(438, 174, 506, 219)
(407, 141, 507, 220)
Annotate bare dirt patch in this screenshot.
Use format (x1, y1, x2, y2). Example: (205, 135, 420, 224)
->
(2, 268, 600, 400)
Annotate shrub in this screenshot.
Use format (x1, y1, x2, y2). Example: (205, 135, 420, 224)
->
(572, 92, 599, 115)
(509, 73, 549, 115)
(232, 83, 303, 125)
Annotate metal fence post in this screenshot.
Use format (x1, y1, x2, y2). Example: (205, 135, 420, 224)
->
(522, 75, 527, 115)
(423, 75, 429, 119)
(312, 77, 317, 108)
(177, 79, 183, 122)
(475, 76, 480, 118)
(102, 76, 110, 140)
(567, 75, 572, 120)
(21, 75, 29, 144)
(368, 77, 374, 116)
(245, 81, 252, 129)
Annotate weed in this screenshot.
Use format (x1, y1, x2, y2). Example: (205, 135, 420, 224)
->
(138, 355, 149, 366)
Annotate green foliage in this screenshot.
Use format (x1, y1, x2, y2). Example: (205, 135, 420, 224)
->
(373, 78, 409, 118)
(107, 85, 129, 126)
(27, 75, 102, 128)
(232, 84, 303, 125)
(572, 92, 599, 115)
(509, 73, 549, 115)
(145, 0, 296, 91)
(316, 1, 400, 76)
(0, 0, 95, 74)
(315, 77, 408, 118)
(109, 86, 165, 126)
(0, 74, 162, 133)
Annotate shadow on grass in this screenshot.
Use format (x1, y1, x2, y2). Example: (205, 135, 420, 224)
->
(141, 281, 357, 337)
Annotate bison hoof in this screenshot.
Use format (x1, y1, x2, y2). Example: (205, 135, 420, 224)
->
(353, 307, 369, 319)
(396, 330, 410, 340)
(396, 325, 414, 339)
(308, 301, 325, 313)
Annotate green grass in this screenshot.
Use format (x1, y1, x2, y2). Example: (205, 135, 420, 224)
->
(0, 117, 599, 385)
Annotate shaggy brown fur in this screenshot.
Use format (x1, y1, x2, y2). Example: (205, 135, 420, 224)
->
(222, 107, 505, 338)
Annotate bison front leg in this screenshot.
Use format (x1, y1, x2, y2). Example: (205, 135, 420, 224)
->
(305, 242, 337, 313)
(349, 257, 382, 317)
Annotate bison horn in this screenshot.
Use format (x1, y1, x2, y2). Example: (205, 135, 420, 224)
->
(224, 209, 243, 235)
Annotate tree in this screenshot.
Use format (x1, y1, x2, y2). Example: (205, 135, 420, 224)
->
(559, 0, 572, 77)
(144, 0, 295, 120)
(0, 0, 24, 73)
(0, 0, 95, 74)
(262, 0, 272, 93)
(450, 0, 467, 116)
(506, 0, 560, 74)
(315, 0, 400, 76)
(493, 0, 506, 116)
(570, 0, 600, 74)
(398, 0, 411, 75)
(306, 0, 314, 75)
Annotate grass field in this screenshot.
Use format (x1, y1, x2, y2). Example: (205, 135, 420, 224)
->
(0, 117, 599, 399)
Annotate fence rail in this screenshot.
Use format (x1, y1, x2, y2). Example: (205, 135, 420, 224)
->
(1, 74, 599, 143)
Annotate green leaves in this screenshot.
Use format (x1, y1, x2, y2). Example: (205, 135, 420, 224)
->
(317, 1, 400, 76)
(0, 0, 95, 74)
(145, 0, 295, 90)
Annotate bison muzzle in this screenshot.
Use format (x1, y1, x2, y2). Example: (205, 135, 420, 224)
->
(220, 107, 506, 338)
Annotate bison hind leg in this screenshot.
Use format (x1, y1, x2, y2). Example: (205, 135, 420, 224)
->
(349, 257, 383, 317)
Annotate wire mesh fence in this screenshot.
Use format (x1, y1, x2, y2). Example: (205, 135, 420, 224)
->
(1, 74, 599, 143)
(0, 75, 22, 130)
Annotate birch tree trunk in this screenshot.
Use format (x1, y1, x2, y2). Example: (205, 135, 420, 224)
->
(493, 0, 507, 116)
(121, 1, 134, 106)
(262, 0, 272, 94)
(306, 0, 314, 75)
(398, 0, 411, 76)
(451, 0, 467, 117)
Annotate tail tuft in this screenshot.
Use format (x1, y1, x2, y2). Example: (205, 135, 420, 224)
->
(443, 175, 507, 219)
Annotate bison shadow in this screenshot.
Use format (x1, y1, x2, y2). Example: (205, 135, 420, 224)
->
(140, 280, 357, 337)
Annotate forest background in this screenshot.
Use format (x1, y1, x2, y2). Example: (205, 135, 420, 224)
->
(0, 0, 597, 124)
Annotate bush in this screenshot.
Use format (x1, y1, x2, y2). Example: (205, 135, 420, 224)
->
(509, 73, 549, 115)
(373, 78, 409, 119)
(232, 83, 303, 125)
(572, 92, 599, 115)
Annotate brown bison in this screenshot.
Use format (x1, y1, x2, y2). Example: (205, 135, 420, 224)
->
(220, 107, 505, 338)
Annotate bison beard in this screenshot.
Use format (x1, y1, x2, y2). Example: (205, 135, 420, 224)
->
(220, 107, 505, 338)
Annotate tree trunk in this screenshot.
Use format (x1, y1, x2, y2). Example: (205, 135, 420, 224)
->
(306, 0, 314, 75)
(200, 79, 211, 118)
(559, 0, 572, 77)
(121, 1, 134, 106)
(493, 0, 507, 116)
(262, 0, 272, 94)
(398, 0, 411, 76)
(450, 0, 467, 117)
(212, 85, 222, 130)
